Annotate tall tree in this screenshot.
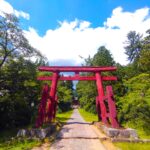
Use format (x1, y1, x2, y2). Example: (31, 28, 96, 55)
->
(124, 31, 142, 63)
(92, 46, 115, 66)
(0, 13, 46, 129)
(0, 13, 42, 68)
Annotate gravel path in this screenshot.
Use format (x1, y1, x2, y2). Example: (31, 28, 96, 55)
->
(50, 109, 106, 150)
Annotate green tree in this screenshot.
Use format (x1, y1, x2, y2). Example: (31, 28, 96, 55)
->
(76, 80, 97, 113)
(124, 31, 142, 63)
(0, 13, 46, 129)
(0, 13, 42, 68)
(0, 58, 44, 128)
(57, 80, 74, 112)
(118, 74, 150, 135)
(139, 29, 150, 72)
(92, 46, 115, 66)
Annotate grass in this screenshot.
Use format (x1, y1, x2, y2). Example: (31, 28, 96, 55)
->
(125, 125, 150, 139)
(0, 127, 42, 150)
(0, 138, 42, 150)
(78, 108, 98, 122)
(114, 142, 150, 150)
(56, 109, 73, 122)
(0, 110, 73, 150)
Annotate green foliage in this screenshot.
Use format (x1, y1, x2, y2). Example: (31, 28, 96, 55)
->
(0, 110, 73, 150)
(139, 49, 150, 72)
(57, 81, 74, 112)
(0, 58, 44, 129)
(115, 142, 150, 150)
(0, 13, 43, 68)
(77, 80, 97, 113)
(0, 138, 41, 150)
(124, 31, 142, 63)
(118, 74, 150, 135)
(0, 128, 41, 150)
(78, 109, 98, 122)
(138, 29, 150, 72)
(0, 13, 47, 129)
(56, 110, 73, 122)
(92, 46, 115, 66)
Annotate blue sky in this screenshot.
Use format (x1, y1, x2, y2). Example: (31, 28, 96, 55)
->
(0, 0, 150, 65)
(5, 0, 150, 35)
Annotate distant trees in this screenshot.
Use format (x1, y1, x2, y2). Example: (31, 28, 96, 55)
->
(92, 46, 115, 66)
(57, 80, 74, 112)
(118, 73, 150, 135)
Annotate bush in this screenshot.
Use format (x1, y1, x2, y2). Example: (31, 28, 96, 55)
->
(117, 73, 150, 135)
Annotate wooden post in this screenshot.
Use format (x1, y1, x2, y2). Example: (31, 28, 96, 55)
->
(35, 84, 49, 128)
(48, 72, 59, 122)
(96, 96, 101, 121)
(95, 72, 108, 124)
(106, 86, 119, 128)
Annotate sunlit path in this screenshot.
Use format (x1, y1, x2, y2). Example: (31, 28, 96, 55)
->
(50, 109, 106, 150)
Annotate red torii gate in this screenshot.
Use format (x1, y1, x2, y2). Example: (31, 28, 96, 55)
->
(35, 66, 119, 128)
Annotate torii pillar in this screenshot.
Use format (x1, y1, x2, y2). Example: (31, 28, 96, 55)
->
(96, 72, 108, 124)
(47, 72, 59, 122)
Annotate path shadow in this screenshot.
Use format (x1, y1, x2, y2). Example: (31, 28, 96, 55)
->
(56, 127, 72, 138)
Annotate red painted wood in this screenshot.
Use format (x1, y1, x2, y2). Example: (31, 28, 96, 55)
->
(95, 72, 108, 124)
(48, 72, 59, 122)
(106, 86, 119, 128)
(96, 96, 101, 121)
(39, 66, 117, 72)
(37, 76, 117, 81)
(35, 84, 49, 128)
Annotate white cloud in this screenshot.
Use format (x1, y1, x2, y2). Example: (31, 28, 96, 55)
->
(24, 7, 150, 65)
(0, 0, 30, 20)
(1, 1, 149, 65)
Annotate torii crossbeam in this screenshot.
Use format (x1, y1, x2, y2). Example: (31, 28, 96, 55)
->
(35, 66, 119, 128)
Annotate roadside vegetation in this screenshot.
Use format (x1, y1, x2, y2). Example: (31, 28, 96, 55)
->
(56, 110, 73, 122)
(114, 142, 150, 150)
(78, 108, 97, 122)
(0, 110, 73, 150)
